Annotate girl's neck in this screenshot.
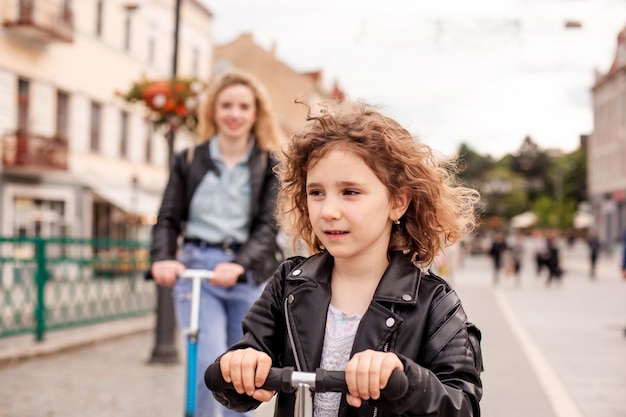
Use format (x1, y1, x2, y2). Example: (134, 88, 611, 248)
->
(330, 256, 389, 315)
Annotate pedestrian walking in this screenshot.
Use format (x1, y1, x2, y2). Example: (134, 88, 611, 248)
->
(621, 228, 626, 337)
(208, 102, 483, 417)
(149, 70, 284, 417)
(507, 232, 524, 286)
(532, 229, 549, 277)
(587, 231, 601, 279)
(488, 231, 508, 285)
(545, 234, 562, 286)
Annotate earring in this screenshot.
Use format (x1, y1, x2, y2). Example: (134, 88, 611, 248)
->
(393, 218, 401, 225)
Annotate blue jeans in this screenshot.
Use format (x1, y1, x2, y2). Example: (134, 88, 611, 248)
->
(175, 243, 263, 417)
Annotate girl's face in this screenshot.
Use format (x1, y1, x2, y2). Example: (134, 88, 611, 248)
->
(306, 149, 405, 263)
(213, 84, 257, 141)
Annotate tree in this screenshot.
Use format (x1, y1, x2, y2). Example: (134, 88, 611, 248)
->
(510, 136, 551, 201)
(480, 166, 528, 220)
(456, 142, 495, 186)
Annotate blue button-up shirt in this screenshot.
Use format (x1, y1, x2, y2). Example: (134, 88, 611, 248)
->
(185, 137, 253, 244)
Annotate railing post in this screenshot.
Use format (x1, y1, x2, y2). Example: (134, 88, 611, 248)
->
(34, 237, 47, 342)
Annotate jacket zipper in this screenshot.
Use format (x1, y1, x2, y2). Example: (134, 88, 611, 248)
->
(284, 296, 302, 371)
(372, 304, 395, 417)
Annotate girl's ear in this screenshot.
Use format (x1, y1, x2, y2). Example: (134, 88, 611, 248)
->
(392, 192, 411, 221)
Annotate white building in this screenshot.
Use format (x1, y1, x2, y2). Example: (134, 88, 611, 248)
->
(589, 24, 626, 246)
(0, 0, 213, 241)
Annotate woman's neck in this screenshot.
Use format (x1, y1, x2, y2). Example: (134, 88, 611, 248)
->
(216, 134, 249, 167)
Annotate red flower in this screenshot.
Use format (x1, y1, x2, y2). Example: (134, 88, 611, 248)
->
(176, 105, 187, 116)
(118, 76, 205, 133)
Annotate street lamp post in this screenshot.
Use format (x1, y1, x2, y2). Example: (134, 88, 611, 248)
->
(149, 0, 182, 364)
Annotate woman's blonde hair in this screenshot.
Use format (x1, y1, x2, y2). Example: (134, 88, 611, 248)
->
(198, 69, 281, 151)
(276, 102, 481, 266)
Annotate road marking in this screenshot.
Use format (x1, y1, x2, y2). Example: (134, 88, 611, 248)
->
(493, 287, 585, 417)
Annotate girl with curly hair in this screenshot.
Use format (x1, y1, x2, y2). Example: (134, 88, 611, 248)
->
(208, 102, 483, 417)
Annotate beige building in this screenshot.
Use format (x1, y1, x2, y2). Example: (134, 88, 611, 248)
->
(213, 33, 346, 138)
(589, 24, 626, 245)
(0, 0, 213, 241)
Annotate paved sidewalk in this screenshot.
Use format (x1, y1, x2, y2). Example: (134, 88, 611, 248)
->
(0, 238, 624, 417)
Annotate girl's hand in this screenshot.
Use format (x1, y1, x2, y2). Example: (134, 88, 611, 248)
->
(344, 350, 404, 408)
(212, 262, 245, 287)
(220, 348, 275, 402)
(151, 260, 185, 287)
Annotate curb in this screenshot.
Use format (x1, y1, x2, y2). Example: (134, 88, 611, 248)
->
(0, 315, 155, 367)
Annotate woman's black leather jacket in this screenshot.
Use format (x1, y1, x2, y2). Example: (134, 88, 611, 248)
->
(210, 251, 483, 416)
(150, 140, 283, 284)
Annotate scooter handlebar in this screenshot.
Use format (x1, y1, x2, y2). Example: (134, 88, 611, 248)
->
(204, 363, 409, 401)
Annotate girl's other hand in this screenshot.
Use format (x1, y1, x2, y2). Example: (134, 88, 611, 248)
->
(220, 348, 275, 402)
(151, 260, 185, 287)
(344, 350, 404, 408)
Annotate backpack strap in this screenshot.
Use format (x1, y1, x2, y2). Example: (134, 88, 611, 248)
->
(186, 146, 194, 166)
(466, 321, 484, 372)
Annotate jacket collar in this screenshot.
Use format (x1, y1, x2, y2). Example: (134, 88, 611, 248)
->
(287, 250, 421, 306)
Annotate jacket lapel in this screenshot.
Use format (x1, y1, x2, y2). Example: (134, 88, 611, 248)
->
(284, 253, 333, 371)
(354, 252, 421, 353)
(247, 141, 265, 216)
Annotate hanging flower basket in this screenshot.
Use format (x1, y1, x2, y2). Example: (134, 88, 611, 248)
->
(117, 76, 205, 133)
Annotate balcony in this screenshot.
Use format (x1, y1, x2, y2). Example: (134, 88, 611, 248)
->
(1, 131, 68, 171)
(2, 0, 74, 43)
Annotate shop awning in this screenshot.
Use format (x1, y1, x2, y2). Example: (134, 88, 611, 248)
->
(573, 211, 593, 229)
(84, 180, 162, 219)
(510, 211, 537, 229)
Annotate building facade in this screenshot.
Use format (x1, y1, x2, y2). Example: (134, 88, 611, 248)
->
(0, 0, 213, 241)
(213, 33, 346, 138)
(589, 24, 626, 246)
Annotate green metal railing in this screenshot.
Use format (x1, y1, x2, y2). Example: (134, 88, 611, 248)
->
(0, 236, 156, 341)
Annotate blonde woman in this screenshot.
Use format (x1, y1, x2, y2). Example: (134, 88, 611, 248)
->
(150, 70, 283, 417)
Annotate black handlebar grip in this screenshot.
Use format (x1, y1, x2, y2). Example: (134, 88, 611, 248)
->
(263, 367, 297, 393)
(205, 362, 231, 392)
(381, 368, 409, 401)
(315, 368, 408, 400)
(205, 364, 298, 394)
(315, 369, 347, 392)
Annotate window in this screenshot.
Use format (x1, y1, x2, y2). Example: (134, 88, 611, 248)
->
(192, 46, 200, 77)
(144, 122, 152, 164)
(90, 101, 101, 153)
(120, 110, 129, 158)
(17, 78, 29, 134)
(95, 0, 104, 37)
(56, 90, 69, 142)
(14, 197, 67, 238)
(147, 36, 155, 65)
(124, 9, 132, 51)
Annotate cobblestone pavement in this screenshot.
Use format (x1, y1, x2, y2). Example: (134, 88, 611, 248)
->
(0, 238, 624, 417)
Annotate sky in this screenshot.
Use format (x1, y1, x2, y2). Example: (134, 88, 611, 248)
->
(202, 0, 626, 158)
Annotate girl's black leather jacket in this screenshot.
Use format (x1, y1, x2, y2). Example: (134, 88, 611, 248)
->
(210, 251, 483, 417)
(150, 140, 283, 284)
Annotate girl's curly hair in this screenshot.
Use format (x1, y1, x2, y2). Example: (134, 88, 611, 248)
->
(276, 102, 480, 266)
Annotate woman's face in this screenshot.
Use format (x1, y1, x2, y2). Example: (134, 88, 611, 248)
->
(213, 84, 257, 141)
